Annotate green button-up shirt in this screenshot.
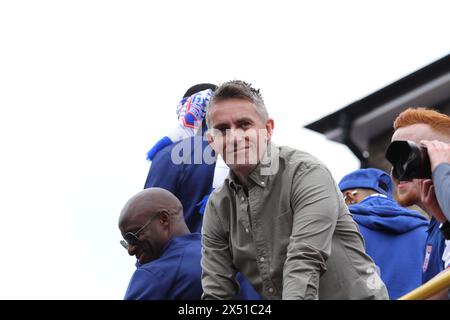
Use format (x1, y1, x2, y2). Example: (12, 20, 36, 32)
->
(201, 144, 388, 300)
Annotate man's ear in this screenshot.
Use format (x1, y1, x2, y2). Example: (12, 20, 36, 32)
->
(343, 190, 358, 205)
(343, 190, 352, 198)
(158, 210, 170, 228)
(206, 129, 214, 146)
(265, 118, 274, 141)
(206, 128, 219, 152)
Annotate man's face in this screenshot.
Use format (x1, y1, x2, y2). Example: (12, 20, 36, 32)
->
(119, 214, 165, 265)
(391, 123, 436, 206)
(207, 99, 274, 169)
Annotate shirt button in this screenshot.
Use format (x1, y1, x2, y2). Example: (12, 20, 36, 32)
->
(241, 197, 245, 201)
(268, 288, 274, 293)
(259, 257, 265, 262)
(261, 181, 265, 185)
(245, 228, 249, 233)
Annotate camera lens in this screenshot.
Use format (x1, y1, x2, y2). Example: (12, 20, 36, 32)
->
(385, 140, 431, 180)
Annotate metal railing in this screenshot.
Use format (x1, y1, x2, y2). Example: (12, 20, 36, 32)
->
(399, 268, 450, 300)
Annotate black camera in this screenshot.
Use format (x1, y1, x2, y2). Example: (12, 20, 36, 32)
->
(385, 140, 431, 181)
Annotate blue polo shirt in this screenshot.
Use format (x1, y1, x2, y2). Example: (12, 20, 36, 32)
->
(422, 217, 446, 284)
(124, 233, 203, 300)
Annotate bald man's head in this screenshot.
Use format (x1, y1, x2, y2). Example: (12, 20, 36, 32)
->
(118, 188, 188, 264)
(119, 188, 183, 227)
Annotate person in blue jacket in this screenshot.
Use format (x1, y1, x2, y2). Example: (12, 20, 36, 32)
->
(119, 187, 203, 300)
(143, 84, 262, 299)
(144, 83, 220, 234)
(339, 168, 429, 299)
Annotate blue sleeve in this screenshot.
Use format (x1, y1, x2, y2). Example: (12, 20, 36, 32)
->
(144, 149, 182, 193)
(124, 269, 166, 300)
(433, 163, 450, 221)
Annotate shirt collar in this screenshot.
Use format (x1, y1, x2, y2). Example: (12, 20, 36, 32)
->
(227, 142, 279, 191)
(428, 216, 438, 232)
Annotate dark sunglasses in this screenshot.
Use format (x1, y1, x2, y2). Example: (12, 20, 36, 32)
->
(120, 214, 159, 250)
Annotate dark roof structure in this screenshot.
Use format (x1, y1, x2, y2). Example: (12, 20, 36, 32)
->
(304, 54, 450, 167)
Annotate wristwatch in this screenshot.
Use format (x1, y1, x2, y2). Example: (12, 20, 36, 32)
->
(440, 220, 450, 240)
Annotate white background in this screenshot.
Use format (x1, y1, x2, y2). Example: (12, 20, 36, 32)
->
(1, 0, 449, 299)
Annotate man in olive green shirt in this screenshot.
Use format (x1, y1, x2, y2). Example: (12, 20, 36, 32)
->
(201, 80, 388, 300)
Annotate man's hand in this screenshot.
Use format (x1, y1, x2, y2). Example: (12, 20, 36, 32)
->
(421, 140, 450, 172)
(419, 179, 447, 223)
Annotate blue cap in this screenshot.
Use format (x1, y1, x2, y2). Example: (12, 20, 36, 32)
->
(338, 168, 393, 196)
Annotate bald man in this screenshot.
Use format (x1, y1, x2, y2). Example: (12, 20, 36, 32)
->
(118, 187, 202, 300)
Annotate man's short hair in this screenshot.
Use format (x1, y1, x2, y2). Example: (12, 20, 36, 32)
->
(206, 80, 269, 127)
(393, 107, 450, 136)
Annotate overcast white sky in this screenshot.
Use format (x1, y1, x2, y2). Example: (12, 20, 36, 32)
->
(1, 0, 450, 299)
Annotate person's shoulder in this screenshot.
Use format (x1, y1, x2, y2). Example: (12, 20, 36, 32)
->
(150, 141, 177, 161)
(138, 254, 180, 281)
(174, 233, 202, 248)
(126, 263, 170, 299)
(133, 262, 162, 281)
(152, 136, 213, 165)
(278, 145, 327, 170)
(202, 182, 234, 225)
(164, 234, 202, 256)
(157, 235, 202, 274)
(153, 135, 201, 153)
(207, 178, 233, 203)
(179, 234, 202, 255)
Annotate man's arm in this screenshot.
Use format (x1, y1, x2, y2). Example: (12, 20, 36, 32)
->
(433, 163, 450, 221)
(201, 200, 239, 299)
(282, 164, 339, 300)
(421, 140, 450, 220)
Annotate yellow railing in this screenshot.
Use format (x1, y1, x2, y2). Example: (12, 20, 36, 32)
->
(398, 268, 450, 300)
